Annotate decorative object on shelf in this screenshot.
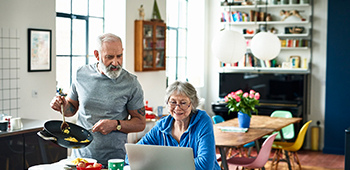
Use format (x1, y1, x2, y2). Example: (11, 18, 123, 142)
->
(269, 27, 277, 34)
(212, 29, 247, 63)
(138, 5, 145, 20)
(302, 58, 308, 69)
(251, 32, 281, 60)
(28, 28, 52, 72)
(280, 10, 306, 21)
(224, 89, 260, 118)
(151, 0, 163, 22)
(282, 61, 292, 68)
(289, 55, 301, 68)
(285, 26, 305, 34)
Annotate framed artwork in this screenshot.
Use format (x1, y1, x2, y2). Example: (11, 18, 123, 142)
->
(28, 28, 52, 72)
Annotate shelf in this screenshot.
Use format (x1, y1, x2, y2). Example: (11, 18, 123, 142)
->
(221, 4, 310, 9)
(246, 47, 309, 50)
(281, 47, 309, 50)
(244, 33, 309, 38)
(219, 67, 310, 74)
(221, 20, 309, 26)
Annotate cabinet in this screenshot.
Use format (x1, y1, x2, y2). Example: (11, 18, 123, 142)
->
(134, 20, 166, 71)
(0, 131, 67, 170)
(219, 1, 313, 74)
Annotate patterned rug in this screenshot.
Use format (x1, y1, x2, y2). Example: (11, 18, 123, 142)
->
(263, 161, 343, 170)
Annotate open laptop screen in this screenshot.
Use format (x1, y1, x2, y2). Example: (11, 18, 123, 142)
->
(125, 143, 195, 170)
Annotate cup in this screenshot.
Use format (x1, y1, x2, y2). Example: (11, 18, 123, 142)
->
(0, 121, 8, 132)
(157, 106, 163, 117)
(108, 159, 124, 170)
(3, 116, 12, 130)
(10, 117, 23, 130)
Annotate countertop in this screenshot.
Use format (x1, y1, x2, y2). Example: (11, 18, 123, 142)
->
(0, 118, 47, 138)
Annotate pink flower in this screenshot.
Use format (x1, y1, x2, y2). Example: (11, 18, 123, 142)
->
(249, 93, 255, 98)
(250, 90, 255, 94)
(230, 92, 235, 96)
(243, 92, 249, 98)
(235, 96, 241, 102)
(224, 96, 229, 102)
(236, 90, 243, 94)
(254, 93, 260, 100)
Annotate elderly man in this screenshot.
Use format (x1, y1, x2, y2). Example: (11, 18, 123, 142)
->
(50, 33, 146, 167)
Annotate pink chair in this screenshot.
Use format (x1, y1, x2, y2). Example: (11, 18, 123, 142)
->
(226, 133, 278, 170)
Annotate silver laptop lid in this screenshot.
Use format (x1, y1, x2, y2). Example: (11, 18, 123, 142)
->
(125, 143, 195, 170)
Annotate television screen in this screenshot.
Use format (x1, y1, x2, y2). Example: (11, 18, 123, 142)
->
(219, 73, 305, 102)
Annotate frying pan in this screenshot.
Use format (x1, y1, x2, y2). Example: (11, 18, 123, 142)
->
(37, 120, 93, 148)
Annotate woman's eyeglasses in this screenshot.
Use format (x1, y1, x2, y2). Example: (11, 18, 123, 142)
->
(167, 101, 191, 110)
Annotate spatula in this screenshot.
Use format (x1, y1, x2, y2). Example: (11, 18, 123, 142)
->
(60, 104, 70, 134)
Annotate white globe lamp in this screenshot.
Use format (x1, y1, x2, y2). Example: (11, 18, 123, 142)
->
(211, 30, 247, 63)
(250, 32, 281, 60)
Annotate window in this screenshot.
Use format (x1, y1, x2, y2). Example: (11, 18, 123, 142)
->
(166, 0, 188, 85)
(56, 0, 105, 93)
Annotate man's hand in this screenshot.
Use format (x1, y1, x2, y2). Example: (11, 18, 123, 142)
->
(92, 119, 118, 135)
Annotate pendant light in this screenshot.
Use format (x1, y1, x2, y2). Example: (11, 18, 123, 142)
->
(250, 32, 281, 60)
(211, 29, 247, 63)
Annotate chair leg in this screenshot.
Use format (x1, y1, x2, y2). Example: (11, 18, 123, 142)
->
(275, 149, 281, 170)
(288, 151, 294, 170)
(247, 147, 252, 157)
(270, 149, 278, 170)
(294, 152, 302, 170)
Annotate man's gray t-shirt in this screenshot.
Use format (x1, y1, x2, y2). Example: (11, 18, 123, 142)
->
(68, 63, 144, 166)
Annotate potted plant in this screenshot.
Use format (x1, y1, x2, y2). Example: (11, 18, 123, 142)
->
(224, 89, 260, 128)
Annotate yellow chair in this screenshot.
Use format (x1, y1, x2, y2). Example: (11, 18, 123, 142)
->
(270, 120, 312, 170)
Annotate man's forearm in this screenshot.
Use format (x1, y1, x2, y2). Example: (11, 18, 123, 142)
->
(64, 101, 77, 117)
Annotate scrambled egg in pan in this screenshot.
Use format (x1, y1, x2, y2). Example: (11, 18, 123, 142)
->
(64, 136, 90, 143)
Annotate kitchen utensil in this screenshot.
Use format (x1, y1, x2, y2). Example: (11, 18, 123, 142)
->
(37, 120, 93, 148)
(10, 117, 23, 130)
(60, 104, 70, 133)
(0, 121, 8, 131)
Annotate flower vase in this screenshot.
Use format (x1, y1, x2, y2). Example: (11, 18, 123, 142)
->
(238, 111, 251, 128)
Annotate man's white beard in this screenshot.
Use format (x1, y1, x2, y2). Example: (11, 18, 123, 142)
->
(99, 60, 122, 79)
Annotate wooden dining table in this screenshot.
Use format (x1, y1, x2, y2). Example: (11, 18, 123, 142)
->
(214, 115, 302, 170)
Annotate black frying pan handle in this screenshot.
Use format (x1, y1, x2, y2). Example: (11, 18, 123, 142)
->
(37, 129, 57, 141)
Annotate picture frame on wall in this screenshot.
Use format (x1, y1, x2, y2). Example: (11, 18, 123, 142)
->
(28, 28, 52, 72)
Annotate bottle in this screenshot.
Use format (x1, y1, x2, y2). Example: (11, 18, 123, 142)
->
(302, 58, 308, 69)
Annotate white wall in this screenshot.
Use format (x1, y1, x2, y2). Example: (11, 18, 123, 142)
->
(0, 0, 167, 120)
(125, 0, 167, 110)
(205, 0, 328, 149)
(0, 0, 59, 120)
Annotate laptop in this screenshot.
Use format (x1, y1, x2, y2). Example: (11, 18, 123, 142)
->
(125, 143, 195, 170)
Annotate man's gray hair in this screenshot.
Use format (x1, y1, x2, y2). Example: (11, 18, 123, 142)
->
(96, 33, 122, 52)
(165, 81, 199, 113)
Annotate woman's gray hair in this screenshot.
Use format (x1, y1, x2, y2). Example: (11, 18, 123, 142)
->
(96, 33, 122, 53)
(165, 81, 200, 113)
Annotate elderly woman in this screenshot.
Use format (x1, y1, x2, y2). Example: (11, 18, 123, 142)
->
(125, 81, 220, 170)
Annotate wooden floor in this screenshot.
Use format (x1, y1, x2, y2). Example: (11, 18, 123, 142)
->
(218, 149, 345, 170)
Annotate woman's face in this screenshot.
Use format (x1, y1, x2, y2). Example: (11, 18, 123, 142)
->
(168, 93, 192, 122)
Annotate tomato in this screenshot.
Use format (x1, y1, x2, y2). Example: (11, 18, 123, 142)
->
(93, 163, 100, 167)
(77, 161, 86, 168)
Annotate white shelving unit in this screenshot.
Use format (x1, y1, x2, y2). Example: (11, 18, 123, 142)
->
(219, 1, 313, 73)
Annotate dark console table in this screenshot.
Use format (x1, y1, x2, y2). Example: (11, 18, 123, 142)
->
(0, 119, 67, 170)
